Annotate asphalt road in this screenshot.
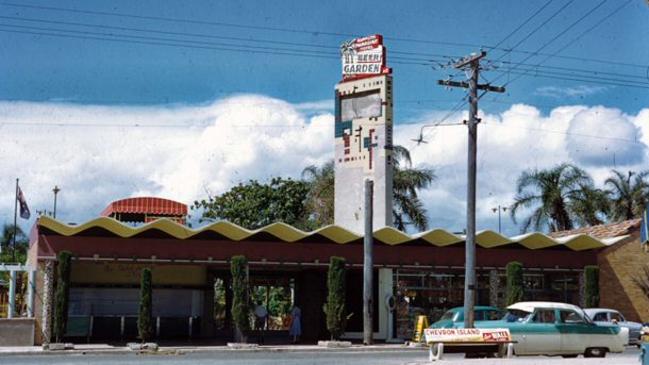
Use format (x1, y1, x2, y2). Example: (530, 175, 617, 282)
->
(0, 348, 641, 365)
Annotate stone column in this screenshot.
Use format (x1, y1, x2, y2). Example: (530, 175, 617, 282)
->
(488, 270, 500, 308)
(7, 270, 16, 318)
(27, 269, 36, 318)
(41, 260, 54, 346)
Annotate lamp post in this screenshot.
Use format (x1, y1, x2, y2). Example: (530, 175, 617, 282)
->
(491, 205, 507, 234)
(52, 185, 60, 219)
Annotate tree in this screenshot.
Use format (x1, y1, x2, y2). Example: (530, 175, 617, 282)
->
(510, 163, 596, 232)
(231, 255, 250, 343)
(52, 250, 72, 343)
(604, 170, 649, 221)
(392, 145, 436, 231)
(138, 268, 154, 343)
(323, 256, 347, 340)
(1, 225, 28, 289)
(505, 261, 524, 306)
(0, 224, 28, 263)
(568, 185, 609, 227)
(301, 145, 435, 231)
(193, 178, 310, 230)
(302, 161, 335, 229)
(583, 266, 599, 308)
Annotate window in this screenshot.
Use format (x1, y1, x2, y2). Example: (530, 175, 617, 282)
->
(504, 309, 531, 322)
(532, 309, 556, 323)
(560, 310, 585, 324)
(477, 310, 502, 321)
(610, 312, 624, 322)
(340, 91, 382, 120)
(439, 310, 455, 321)
(592, 312, 608, 322)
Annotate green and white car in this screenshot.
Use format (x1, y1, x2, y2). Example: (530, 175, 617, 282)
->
(478, 302, 628, 358)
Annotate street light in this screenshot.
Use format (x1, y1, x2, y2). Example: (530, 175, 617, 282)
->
(491, 205, 507, 234)
(53, 185, 60, 219)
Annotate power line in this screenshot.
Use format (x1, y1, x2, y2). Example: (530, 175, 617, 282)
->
(485, 123, 641, 144)
(0, 14, 457, 62)
(4, 12, 644, 85)
(500, 69, 649, 89)
(0, 25, 433, 67)
(1, 1, 645, 69)
(495, 0, 609, 86)
(0, 22, 447, 66)
(492, 0, 574, 63)
(490, 0, 556, 51)
(500, 0, 635, 88)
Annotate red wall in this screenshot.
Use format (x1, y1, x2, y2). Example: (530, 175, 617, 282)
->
(37, 234, 597, 269)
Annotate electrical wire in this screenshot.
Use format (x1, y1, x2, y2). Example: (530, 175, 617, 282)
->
(493, 0, 609, 86)
(489, 0, 556, 51)
(1, 1, 645, 69)
(492, 0, 574, 63)
(500, 0, 634, 88)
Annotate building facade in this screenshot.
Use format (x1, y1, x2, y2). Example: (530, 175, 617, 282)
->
(26, 199, 618, 345)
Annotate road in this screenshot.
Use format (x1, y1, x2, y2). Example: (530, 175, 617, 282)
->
(0, 347, 641, 365)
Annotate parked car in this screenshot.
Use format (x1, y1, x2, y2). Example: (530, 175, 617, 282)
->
(477, 301, 628, 358)
(584, 308, 643, 346)
(430, 306, 504, 328)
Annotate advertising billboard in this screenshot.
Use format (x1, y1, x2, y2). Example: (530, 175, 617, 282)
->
(340, 34, 391, 81)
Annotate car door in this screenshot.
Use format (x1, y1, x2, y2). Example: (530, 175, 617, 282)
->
(518, 308, 561, 355)
(558, 309, 591, 353)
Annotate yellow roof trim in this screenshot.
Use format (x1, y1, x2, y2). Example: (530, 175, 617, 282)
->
(36, 216, 613, 250)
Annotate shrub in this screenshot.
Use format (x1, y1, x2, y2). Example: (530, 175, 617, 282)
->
(584, 265, 600, 307)
(231, 255, 250, 342)
(52, 250, 72, 343)
(138, 268, 154, 342)
(505, 261, 524, 306)
(323, 256, 347, 340)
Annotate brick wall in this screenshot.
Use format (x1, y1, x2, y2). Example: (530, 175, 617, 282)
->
(598, 230, 649, 323)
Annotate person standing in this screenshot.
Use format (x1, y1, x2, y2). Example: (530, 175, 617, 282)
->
(254, 301, 268, 344)
(289, 305, 301, 344)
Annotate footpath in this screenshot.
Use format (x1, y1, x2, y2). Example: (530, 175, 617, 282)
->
(0, 343, 425, 357)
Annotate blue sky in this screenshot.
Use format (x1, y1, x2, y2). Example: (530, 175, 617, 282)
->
(1, 0, 648, 236)
(1, 0, 647, 115)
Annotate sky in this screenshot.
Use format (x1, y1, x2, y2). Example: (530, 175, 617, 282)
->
(0, 0, 648, 236)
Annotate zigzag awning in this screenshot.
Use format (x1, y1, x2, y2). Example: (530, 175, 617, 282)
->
(36, 216, 628, 251)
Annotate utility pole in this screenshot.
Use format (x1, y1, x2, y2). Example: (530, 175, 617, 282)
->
(52, 185, 60, 219)
(363, 179, 374, 345)
(438, 51, 504, 328)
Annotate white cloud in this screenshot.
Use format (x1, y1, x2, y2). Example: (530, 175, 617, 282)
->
(0, 96, 647, 236)
(535, 85, 608, 98)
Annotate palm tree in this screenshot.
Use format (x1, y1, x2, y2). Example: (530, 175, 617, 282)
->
(568, 184, 609, 227)
(510, 163, 596, 232)
(604, 170, 649, 221)
(302, 160, 335, 229)
(302, 145, 435, 231)
(391, 145, 435, 231)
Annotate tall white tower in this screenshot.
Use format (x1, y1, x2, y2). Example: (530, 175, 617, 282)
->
(334, 35, 393, 234)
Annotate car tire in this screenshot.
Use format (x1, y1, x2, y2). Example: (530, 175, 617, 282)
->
(561, 354, 578, 358)
(584, 347, 606, 358)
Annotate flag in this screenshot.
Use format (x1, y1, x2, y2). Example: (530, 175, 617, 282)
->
(17, 185, 30, 219)
(641, 206, 648, 246)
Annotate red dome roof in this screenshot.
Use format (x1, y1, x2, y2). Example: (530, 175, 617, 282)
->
(100, 197, 187, 217)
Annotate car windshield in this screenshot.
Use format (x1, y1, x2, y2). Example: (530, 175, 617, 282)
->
(476, 309, 503, 321)
(503, 309, 532, 322)
(439, 310, 456, 321)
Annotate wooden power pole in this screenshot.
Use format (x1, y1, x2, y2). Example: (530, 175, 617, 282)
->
(437, 51, 504, 328)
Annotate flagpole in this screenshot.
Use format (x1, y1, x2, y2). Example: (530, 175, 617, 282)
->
(13, 178, 18, 262)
